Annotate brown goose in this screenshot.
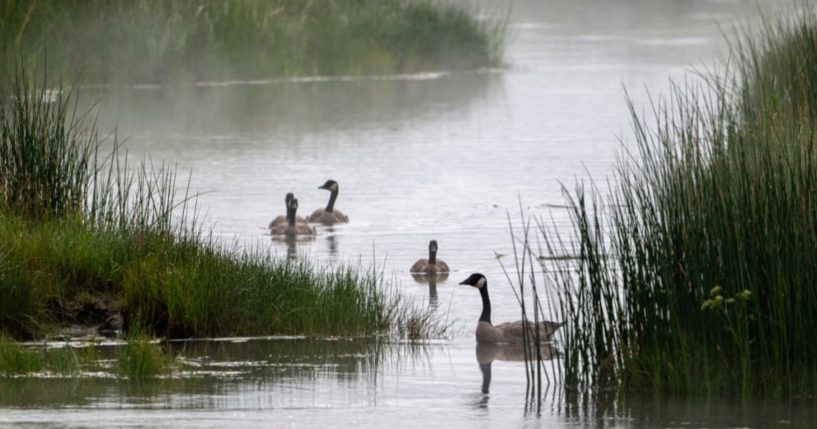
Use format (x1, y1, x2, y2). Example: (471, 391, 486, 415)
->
(308, 180, 349, 225)
(269, 193, 307, 229)
(459, 273, 563, 344)
(410, 240, 450, 274)
(270, 198, 316, 237)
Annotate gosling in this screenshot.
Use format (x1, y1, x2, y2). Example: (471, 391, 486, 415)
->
(270, 198, 316, 237)
(410, 240, 450, 274)
(459, 273, 563, 344)
(269, 192, 308, 229)
(308, 179, 349, 226)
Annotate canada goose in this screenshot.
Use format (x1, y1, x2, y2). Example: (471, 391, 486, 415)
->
(459, 273, 563, 344)
(270, 198, 316, 237)
(308, 179, 349, 225)
(269, 193, 307, 229)
(410, 240, 450, 274)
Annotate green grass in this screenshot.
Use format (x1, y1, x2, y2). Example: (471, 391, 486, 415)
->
(0, 333, 169, 379)
(0, 68, 445, 342)
(0, 211, 431, 339)
(0, 335, 80, 376)
(1, 0, 505, 84)
(116, 334, 172, 379)
(517, 10, 817, 397)
(0, 73, 95, 219)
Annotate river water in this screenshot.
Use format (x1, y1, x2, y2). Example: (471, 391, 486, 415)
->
(2, 0, 815, 427)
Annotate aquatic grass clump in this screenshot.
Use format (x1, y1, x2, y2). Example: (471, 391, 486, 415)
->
(522, 10, 817, 396)
(0, 336, 80, 376)
(116, 334, 172, 379)
(119, 245, 411, 338)
(2, 0, 505, 84)
(0, 336, 41, 375)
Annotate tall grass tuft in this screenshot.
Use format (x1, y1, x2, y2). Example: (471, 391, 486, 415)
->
(518, 9, 817, 397)
(0, 72, 96, 219)
(116, 333, 172, 379)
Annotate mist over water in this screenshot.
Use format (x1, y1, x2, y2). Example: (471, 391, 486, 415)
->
(4, 0, 814, 427)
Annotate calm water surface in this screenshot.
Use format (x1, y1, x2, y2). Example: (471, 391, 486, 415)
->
(3, 0, 815, 427)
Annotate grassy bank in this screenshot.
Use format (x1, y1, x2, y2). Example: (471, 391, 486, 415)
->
(0, 72, 445, 341)
(1, 0, 504, 84)
(522, 10, 817, 396)
(0, 212, 430, 339)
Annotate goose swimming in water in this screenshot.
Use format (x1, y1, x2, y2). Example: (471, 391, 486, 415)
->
(269, 193, 308, 229)
(308, 180, 349, 225)
(270, 198, 316, 237)
(459, 273, 563, 344)
(410, 240, 450, 274)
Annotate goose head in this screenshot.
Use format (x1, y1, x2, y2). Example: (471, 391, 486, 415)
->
(460, 273, 487, 289)
(429, 240, 438, 254)
(318, 179, 339, 192)
(285, 192, 294, 204)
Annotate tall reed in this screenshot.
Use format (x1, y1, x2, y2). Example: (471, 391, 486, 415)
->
(518, 10, 817, 396)
(0, 73, 95, 218)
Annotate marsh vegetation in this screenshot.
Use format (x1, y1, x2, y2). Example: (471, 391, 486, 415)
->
(1, 0, 504, 84)
(516, 11, 817, 397)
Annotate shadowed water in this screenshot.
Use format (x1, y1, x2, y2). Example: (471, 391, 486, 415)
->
(4, 0, 816, 427)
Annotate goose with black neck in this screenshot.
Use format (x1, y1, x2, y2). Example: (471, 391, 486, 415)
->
(459, 273, 563, 344)
(309, 179, 349, 226)
(411, 240, 450, 274)
(271, 197, 316, 237)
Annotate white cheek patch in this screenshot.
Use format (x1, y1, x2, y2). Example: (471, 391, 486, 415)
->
(331, 183, 339, 192)
(476, 277, 486, 288)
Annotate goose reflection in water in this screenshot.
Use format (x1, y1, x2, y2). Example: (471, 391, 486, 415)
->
(325, 226, 338, 256)
(271, 234, 315, 261)
(411, 272, 448, 309)
(474, 342, 557, 408)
